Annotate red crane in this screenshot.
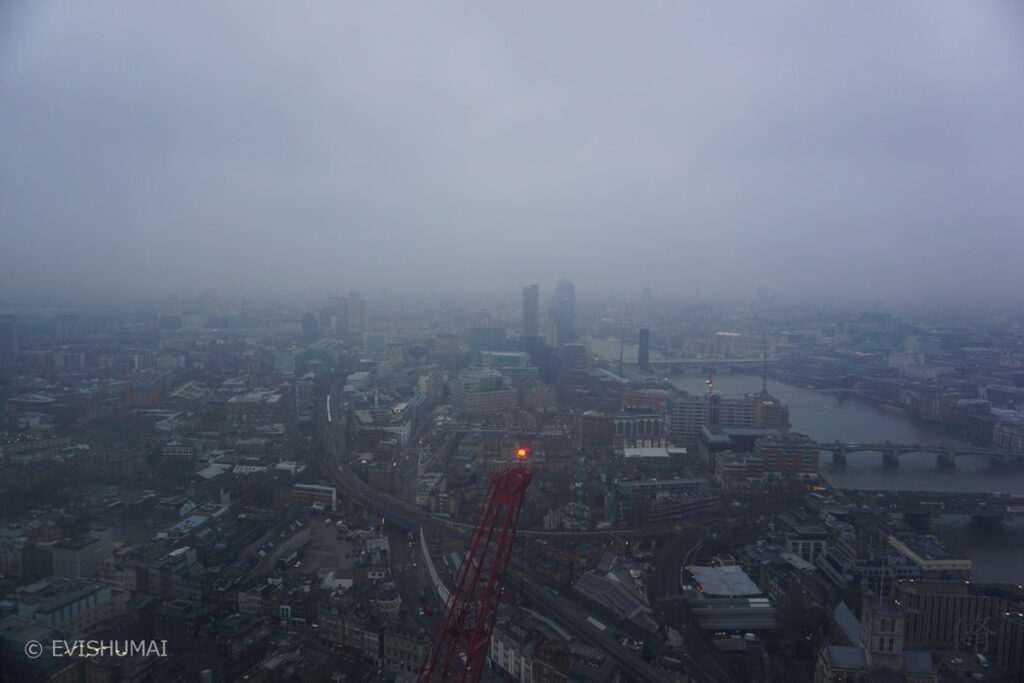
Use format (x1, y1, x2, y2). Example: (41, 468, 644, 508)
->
(420, 465, 532, 683)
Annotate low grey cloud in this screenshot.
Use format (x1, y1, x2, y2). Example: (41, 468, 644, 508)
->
(2, 1, 1022, 305)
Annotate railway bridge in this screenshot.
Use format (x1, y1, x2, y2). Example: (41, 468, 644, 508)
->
(876, 489, 1024, 531)
(819, 441, 1023, 471)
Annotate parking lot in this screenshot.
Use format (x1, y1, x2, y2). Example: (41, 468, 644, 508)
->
(300, 517, 360, 575)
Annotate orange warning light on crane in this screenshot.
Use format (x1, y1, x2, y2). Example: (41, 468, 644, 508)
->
(516, 448, 529, 460)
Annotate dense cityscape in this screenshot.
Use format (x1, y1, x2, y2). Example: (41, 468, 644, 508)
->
(3, 3, 1023, 682)
(1, 287, 1022, 682)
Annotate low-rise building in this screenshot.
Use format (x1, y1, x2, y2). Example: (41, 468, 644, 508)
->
(383, 623, 429, 675)
(291, 484, 337, 512)
(17, 578, 126, 633)
(888, 534, 971, 581)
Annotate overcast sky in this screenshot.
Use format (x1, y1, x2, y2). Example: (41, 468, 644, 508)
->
(1, 1, 1022, 306)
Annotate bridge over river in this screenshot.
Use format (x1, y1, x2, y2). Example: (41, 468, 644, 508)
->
(818, 441, 1024, 471)
(647, 357, 777, 369)
(866, 489, 1024, 530)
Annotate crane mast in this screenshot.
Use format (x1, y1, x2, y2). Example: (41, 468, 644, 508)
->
(419, 466, 532, 683)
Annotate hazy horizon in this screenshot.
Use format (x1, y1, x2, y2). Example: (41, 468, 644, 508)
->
(3, 2, 1023, 306)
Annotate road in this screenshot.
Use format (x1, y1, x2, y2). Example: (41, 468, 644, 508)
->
(386, 523, 439, 636)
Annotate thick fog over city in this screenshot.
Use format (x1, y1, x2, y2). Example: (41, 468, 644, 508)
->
(4, 4, 1024, 683)
(2, 2, 1024, 304)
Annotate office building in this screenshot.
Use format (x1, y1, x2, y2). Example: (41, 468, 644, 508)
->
(17, 578, 126, 632)
(522, 284, 539, 337)
(549, 279, 575, 345)
(56, 313, 78, 341)
(897, 581, 1023, 653)
(326, 292, 367, 334)
(291, 484, 337, 512)
(0, 314, 17, 369)
(347, 292, 366, 334)
(469, 326, 506, 352)
(449, 368, 518, 415)
(887, 534, 971, 580)
(754, 432, 819, 478)
(608, 478, 717, 525)
(668, 392, 789, 443)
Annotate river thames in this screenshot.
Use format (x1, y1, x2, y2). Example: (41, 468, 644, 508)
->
(589, 339, 1024, 583)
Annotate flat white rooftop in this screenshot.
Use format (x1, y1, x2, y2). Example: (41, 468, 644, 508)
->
(688, 565, 762, 597)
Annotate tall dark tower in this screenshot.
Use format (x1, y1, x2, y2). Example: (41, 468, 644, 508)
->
(522, 284, 539, 337)
(549, 279, 575, 345)
(638, 328, 650, 370)
(301, 312, 320, 342)
(0, 315, 18, 369)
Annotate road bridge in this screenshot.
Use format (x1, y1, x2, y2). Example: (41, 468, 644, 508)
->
(818, 441, 1023, 471)
(381, 509, 419, 535)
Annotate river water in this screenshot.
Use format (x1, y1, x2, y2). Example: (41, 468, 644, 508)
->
(588, 339, 1024, 583)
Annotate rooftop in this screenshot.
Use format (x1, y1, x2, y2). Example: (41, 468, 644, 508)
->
(689, 565, 762, 597)
(827, 645, 867, 671)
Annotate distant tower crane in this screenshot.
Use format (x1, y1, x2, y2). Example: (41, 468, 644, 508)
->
(419, 463, 533, 683)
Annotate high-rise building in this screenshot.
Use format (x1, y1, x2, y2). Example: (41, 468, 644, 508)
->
(301, 312, 320, 342)
(522, 284, 539, 337)
(469, 326, 506, 352)
(0, 315, 18, 369)
(521, 284, 542, 364)
(346, 292, 366, 335)
(326, 293, 367, 334)
(638, 328, 650, 369)
(555, 343, 587, 388)
(549, 279, 575, 345)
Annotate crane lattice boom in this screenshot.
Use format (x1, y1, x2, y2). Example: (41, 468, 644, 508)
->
(419, 467, 532, 683)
